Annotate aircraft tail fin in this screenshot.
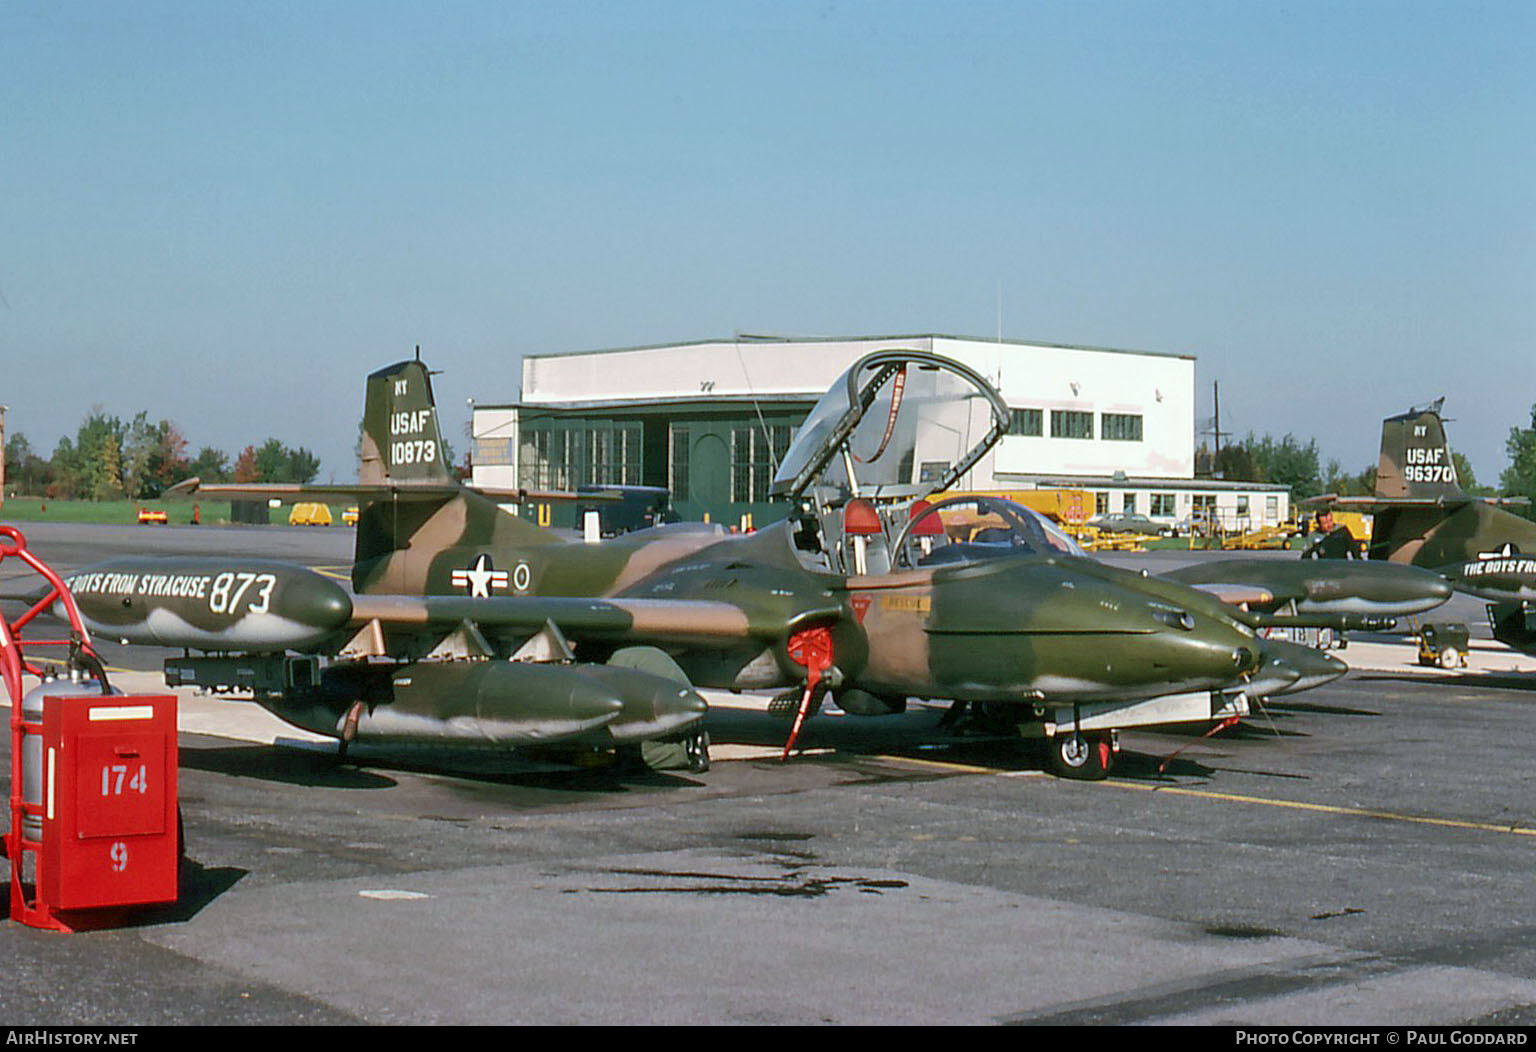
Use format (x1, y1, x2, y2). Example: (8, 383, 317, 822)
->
(352, 356, 566, 593)
(1374, 399, 1465, 500)
(360, 356, 457, 487)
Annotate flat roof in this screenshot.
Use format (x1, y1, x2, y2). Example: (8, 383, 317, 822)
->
(522, 333, 1196, 363)
(999, 473, 1291, 493)
(472, 395, 817, 413)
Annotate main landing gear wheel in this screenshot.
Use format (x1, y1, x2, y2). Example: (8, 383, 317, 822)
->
(1047, 731, 1114, 780)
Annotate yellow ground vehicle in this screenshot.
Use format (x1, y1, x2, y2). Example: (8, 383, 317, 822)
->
(939, 489, 1093, 527)
(289, 502, 334, 526)
(937, 490, 1144, 552)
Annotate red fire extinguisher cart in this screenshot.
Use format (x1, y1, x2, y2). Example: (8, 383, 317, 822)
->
(2, 525, 180, 931)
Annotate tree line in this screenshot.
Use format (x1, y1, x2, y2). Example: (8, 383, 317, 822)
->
(4, 409, 320, 500)
(1198, 405, 1536, 519)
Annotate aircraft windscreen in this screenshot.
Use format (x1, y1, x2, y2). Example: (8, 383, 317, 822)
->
(893, 496, 1089, 569)
(771, 352, 1007, 501)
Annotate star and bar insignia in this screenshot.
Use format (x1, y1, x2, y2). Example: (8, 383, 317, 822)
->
(451, 554, 509, 597)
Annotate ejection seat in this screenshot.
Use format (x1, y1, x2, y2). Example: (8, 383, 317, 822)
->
(840, 498, 891, 576)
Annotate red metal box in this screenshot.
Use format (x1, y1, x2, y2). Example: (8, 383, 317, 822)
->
(41, 694, 179, 911)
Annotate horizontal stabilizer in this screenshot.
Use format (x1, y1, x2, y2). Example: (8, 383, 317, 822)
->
(165, 478, 611, 504)
(1304, 494, 1528, 514)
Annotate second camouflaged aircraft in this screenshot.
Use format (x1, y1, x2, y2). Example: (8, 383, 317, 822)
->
(57, 351, 1349, 778)
(1310, 399, 1536, 657)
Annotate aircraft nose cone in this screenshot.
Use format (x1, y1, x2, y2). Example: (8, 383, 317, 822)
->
(288, 572, 355, 631)
(1254, 639, 1348, 697)
(1137, 605, 1265, 692)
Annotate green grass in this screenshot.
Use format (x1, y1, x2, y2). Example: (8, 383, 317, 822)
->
(0, 497, 357, 527)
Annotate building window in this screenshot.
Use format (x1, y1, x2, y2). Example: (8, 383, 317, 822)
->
(1095, 492, 1110, 515)
(1266, 495, 1279, 520)
(1191, 493, 1217, 528)
(670, 425, 689, 502)
(731, 424, 791, 503)
(519, 420, 641, 492)
(1101, 413, 1143, 442)
(474, 438, 513, 467)
(1008, 408, 1043, 436)
(519, 429, 556, 489)
(1051, 410, 1093, 439)
(1150, 493, 1175, 517)
(1122, 493, 1136, 514)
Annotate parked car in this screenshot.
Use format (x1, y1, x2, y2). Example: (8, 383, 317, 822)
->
(1087, 512, 1172, 537)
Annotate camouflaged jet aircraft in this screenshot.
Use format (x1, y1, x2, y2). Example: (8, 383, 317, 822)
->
(1156, 555, 1452, 633)
(1308, 400, 1536, 656)
(908, 494, 1451, 637)
(55, 350, 1351, 779)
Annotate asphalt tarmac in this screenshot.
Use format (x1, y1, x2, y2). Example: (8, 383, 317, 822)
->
(2, 522, 1535, 1025)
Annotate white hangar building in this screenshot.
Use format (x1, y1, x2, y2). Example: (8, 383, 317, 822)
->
(470, 334, 1288, 530)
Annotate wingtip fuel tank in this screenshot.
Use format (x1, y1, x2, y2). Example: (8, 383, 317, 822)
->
(62, 558, 354, 651)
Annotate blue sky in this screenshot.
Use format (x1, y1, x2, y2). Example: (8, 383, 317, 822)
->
(3, 1, 1532, 486)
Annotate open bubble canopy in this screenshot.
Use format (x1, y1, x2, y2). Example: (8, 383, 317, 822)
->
(769, 350, 1010, 504)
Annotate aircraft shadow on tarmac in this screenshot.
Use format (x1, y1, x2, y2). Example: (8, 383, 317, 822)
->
(173, 699, 1383, 794)
(1104, 751, 1218, 781)
(1352, 671, 1536, 694)
(177, 738, 709, 795)
(708, 705, 1063, 772)
(1254, 698, 1382, 718)
(179, 741, 400, 789)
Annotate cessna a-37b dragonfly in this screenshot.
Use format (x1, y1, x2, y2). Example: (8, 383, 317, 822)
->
(56, 351, 1355, 779)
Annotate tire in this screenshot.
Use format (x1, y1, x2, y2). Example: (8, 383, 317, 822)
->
(1047, 731, 1114, 780)
(610, 646, 711, 773)
(1439, 648, 1461, 670)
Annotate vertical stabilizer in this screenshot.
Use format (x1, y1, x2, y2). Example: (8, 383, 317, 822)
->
(360, 358, 455, 487)
(1375, 399, 1463, 500)
(351, 357, 563, 595)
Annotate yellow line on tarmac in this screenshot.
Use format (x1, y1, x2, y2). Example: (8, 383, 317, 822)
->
(1104, 780, 1536, 838)
(874, 754, 1032, 777)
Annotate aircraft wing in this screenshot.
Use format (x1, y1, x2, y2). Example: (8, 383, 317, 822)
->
(1304, 494, 1529, 512)
(1181, 582, 1277, 608)
(166, 478, 610, 504)
(349, 593, 832, 647)
(56, 555, 842, 653)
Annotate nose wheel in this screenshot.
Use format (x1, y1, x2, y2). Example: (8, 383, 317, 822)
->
(1047, 730, 1115, 780)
